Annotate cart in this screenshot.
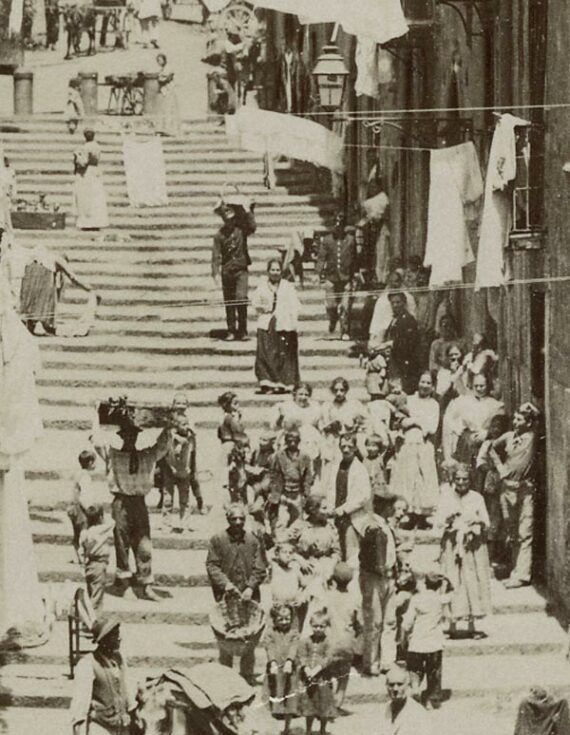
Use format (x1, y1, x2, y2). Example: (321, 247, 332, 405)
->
(105, 73, 144, 115)
(136, 662, 257, 735)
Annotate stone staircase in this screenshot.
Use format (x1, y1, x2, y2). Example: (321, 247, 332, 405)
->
(0, 115, 568, 735)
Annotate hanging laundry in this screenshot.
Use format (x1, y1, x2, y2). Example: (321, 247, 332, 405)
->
(475, 113, 530, 289)
(122, 136, 168, 208)
(252, 0, 409, 45)
(225, 107, 344, 173)
(363, 191, 389, 221)
(355, 37, 380, 98)
(424, 141, 483, 286)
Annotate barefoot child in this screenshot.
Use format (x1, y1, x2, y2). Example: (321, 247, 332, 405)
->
(321, 562, 360, 710)
(298, 611, 337, 735)
(263, 603, 300, 735)
(402, 570, 452, 709)
(270, 542, 306, 628)
(67, 450, 97, 563)
(79, 504, 115, 611)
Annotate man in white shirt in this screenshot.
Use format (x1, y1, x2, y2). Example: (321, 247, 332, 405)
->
(383, 664, 433, 735)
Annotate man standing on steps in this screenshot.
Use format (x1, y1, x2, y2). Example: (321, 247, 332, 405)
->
(212, 195, 257, 342)
(317, 210, 358, 340)
(91, 419, 173, 602)
(206, 504, 267, 685)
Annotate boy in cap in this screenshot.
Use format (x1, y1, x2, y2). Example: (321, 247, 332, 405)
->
(70, 615, 137, 734)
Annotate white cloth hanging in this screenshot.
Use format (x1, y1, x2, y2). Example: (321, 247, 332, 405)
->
(9, 0, 24, 35)
(355, 37, 380, 98)
(225, 107, 344, 173)
(122, 137, 168, 207)
(424, 142, 483, 286)
(475, 113, 530, 289)
(363, 191, 389, 221)
(252, 0, 409, 45)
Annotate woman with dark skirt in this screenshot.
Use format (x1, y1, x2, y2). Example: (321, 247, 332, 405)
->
(251, 258, 301, 395)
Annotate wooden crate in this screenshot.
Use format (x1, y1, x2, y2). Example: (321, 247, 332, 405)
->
(11, 211, 66, 230)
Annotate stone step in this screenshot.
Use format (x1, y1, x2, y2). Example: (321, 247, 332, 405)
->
(14, 185, 333, 208)
(1, 646, 568, 705)
(33, 335, 344, 356)
(0, 699, 531, 735)
(18, 233, 294, 250)
(38, 349, 349, 371)
(35, 364, 362, 389)
(50, 269, 324, 288)
(13, 199, 333, 219)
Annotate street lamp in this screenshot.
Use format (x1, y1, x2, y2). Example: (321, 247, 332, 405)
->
(311, 43, 349, 113)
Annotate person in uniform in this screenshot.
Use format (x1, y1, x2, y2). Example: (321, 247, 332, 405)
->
(212, 197, 256, 341)
(317, 212, 357, 340)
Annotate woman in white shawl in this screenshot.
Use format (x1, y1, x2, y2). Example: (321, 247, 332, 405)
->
(251, 258, 301, 395)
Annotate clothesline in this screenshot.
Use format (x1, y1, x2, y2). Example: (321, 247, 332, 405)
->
(344, 142, 440, 153)
(265, 101, 570, 118)
(15, 273, 570, 318)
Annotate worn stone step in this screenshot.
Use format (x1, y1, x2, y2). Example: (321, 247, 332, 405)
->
(2, 646, 568, 705)
(33, 335, 343, 356)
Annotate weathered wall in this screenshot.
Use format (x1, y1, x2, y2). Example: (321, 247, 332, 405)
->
(544, 0, 570, 613)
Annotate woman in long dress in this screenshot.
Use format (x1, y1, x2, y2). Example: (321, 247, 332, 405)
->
(19, 246, 95, 336)
(443, 372, 503, 466)
(390, 370, 440, 520)
(156, 53, 182, 137)
(73, 129, 109, 231)
(433, 462, 492, 637)
(251, 259, 301, 395)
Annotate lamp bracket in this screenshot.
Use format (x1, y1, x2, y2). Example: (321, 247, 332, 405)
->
(435, 0, 492, 40)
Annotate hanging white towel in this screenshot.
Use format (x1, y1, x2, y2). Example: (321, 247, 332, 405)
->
(225, 107, 344, 173)
(252, 0, 408, 45)
(475, 113, 530, 289)
(355, 37, 380, 98)
(363, 191, 389, 221)
(122, 137, 169, 208)
(424, 141, 483, 286)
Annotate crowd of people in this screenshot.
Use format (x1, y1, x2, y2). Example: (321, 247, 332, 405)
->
(55, 175, 544, 731)
(65, 302, 539, 732)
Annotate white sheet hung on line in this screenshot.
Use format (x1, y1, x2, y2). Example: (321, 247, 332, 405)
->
(252, 0, 409, 45)
(122, 137, 169, 208)
(475, 113, 531, 289)
(424, 141, 483, 286)
(225, 107, 345, 173)
(355, 37, 380, 98)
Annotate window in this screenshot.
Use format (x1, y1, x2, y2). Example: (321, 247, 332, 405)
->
(511, 126, 544, 234)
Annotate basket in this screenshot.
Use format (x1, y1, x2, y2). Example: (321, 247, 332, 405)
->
(209, 596, 265, 658)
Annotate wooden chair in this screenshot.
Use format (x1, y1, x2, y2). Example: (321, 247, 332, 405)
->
(67, 586, 96, 679)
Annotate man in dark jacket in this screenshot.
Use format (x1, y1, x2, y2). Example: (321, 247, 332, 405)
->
(359, 492, 398, 676)
(385, 292, 420, 394)
(317, 211, 358, 339)
(212, 199, 256, 341)
(206, 504, 267, 683)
